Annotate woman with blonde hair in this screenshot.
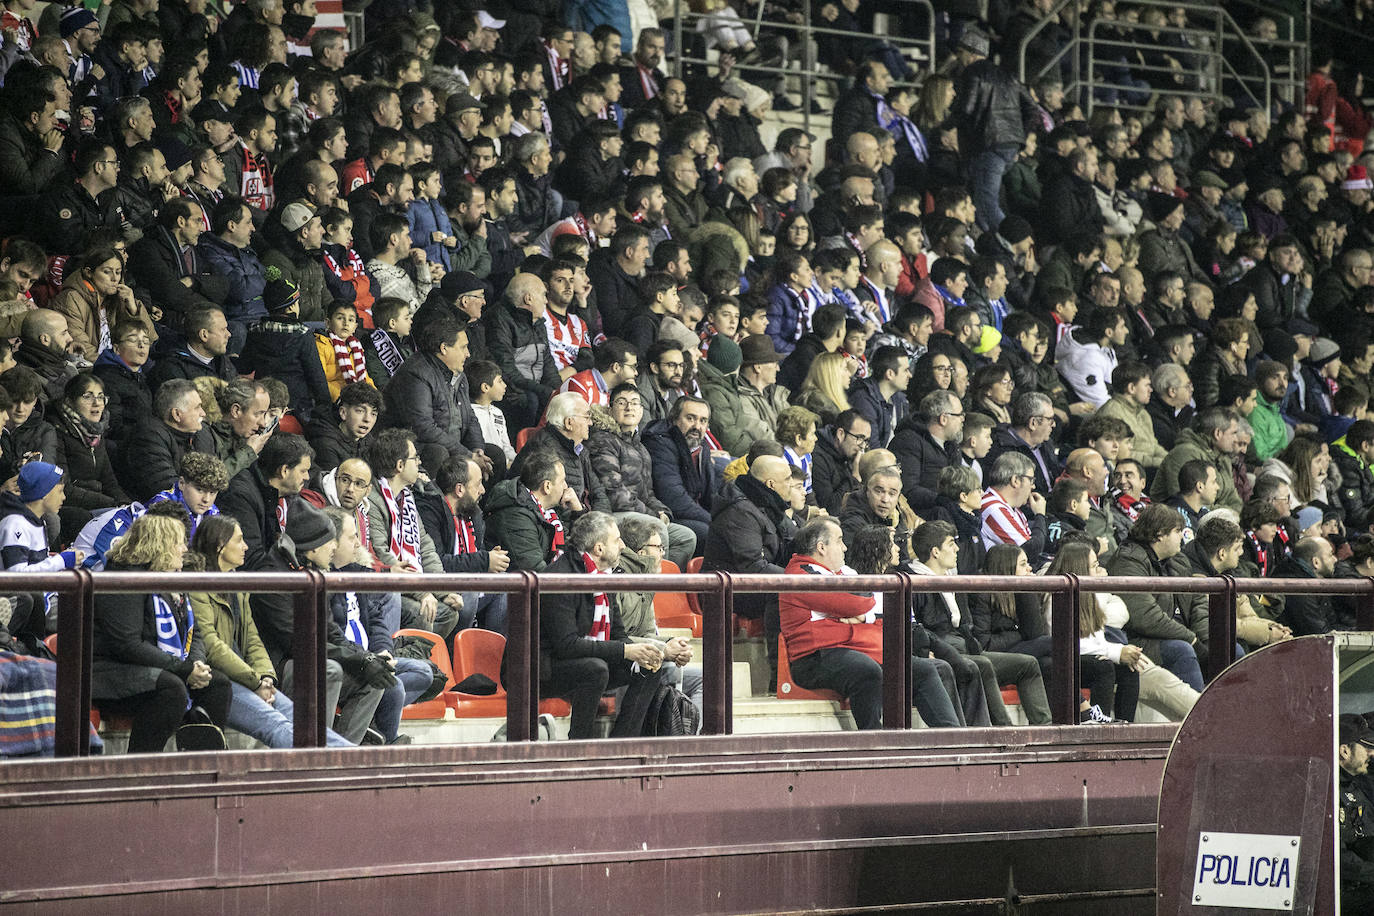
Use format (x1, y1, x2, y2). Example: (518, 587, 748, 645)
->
(793, 351, 853, 425)
(91, 514, 232, 752)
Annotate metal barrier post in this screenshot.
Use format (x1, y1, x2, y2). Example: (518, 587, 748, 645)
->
(881, 572, 911, 729)
(1206, 575, 1238, 682)
(672, 0, 684, 79)
(54, 570, 92, 757)
(505, 571, 539, 741)
(1358, 578, 1374, 631)
(291, 569, 327, 748)
(1049, 575, 1081, 725)
(701, 572, 733, 735)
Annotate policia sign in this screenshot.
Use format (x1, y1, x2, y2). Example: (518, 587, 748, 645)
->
(1192, 832, 1301, 910)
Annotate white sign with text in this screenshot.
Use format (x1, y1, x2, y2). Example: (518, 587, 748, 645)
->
(1192, 831, 1301, 910)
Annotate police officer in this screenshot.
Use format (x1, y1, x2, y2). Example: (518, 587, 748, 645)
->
(1338, 713, 1374, 909)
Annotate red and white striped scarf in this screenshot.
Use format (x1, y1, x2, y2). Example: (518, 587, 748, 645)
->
(544, 309, 589, 370)
(635, 63, 658, 100)
(534, 490, 565, 557)
(571, 211, 597, 247)
(238, 144, 274, 211)
(324, 247, 367, 278)
(453, 513, 476, 554)
(276, 497, 289, 533)
(583, 551, 612, 640)
(329, 332, 368, 383)
(379, 477, 422, 569)
(544, 41, 569, 91)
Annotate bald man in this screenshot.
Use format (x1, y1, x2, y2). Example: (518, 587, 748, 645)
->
(856, 239, 904, 326)
(16, 309, 80, 402)
(703, 452, 799, 678)
(487, 272, 560, 429)
(1063, 447, 1116, 554)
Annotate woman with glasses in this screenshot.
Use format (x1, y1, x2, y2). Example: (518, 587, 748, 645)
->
(50, 244, 158, 360)
(91, 320, 154, 451)
(52, 373, 129, 541)
(970, 364, 1014, 426)
(908, 351, 954, 401)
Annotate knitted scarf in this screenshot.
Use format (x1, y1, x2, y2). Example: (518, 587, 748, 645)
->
(153, 594, 193, 660)
(369, 328, 405, 378)
(1245, 530, 1273, 576)
(379, 477, 422, 570)
(583, 551, 611, 640)
(534, 490, 564, 557)
(323, 247, 367, 278)
(328, 332, 368, 383)
(343, 592, 368, 649)
(58, 402, 106, 449)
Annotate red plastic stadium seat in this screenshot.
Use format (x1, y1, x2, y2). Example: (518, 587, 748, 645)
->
(514, 427, 536, 451)
(395, 628, 455, 720)
(449, 628, 574, 718)
(776, 636, 848, 707)
(653, 560, 702, 636)
(685, 557, 704, 616)
(276, 414, 305, 436)
(735, 616, 764, 638)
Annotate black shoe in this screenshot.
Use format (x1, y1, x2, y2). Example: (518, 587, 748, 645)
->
(360, 727, 386, 745)
(772, 95, 799, 111)
(388, 734, 413, 745)
(810, 100, 827, 115)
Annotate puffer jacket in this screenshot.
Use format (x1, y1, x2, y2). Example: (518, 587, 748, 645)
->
(484, 299, 561, 410)
(888, 417, 960, 511)
(91, 348, 152, 447)
(735, 377, 793, 456)
(483, 477, 559, 572)
(587, 408, 671, 517)
(197, 233, 267, 323)
(702, 474, 795, 618)
(407, 197, 456, 271)
(511, 424, 610, 517)
(239, 318, 333, 420)
(382, 351, 485, 463)
(953, 57, 1035, 153)
(641, 418, 716, 529)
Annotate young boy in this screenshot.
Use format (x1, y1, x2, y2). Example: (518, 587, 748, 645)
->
(625, 271, 682, 355)
(321, 207, 378, 330)
(740, 296, 770, 337)
(843, 318, 873, 378)
(959, 411, 997, 484)
(407, 163, 458, 271)
(1078, 414, 1130, 468)
(362, 297, 415, 389)
(316, 299, 376, 401)
(813, 247, 864, 321)
(699, 296, 740, 358)
(929, 464, 986, 575)
(1041, 286, 1079, 361)
(0, 462, 81, 629)
(466, 359, 514, 464)
(1044, 477, 1093, 563)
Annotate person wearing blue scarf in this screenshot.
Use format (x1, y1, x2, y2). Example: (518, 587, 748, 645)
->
(930, 258, 970, 313)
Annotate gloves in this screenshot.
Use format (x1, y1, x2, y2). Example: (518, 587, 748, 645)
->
(358, 653, 398, 689)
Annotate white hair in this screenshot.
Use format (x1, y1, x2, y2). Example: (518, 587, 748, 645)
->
(545, 391, 586, 428)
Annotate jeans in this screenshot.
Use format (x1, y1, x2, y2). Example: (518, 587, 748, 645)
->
(459, 591, 509, 635)
(1158, 638, 1204, 691)
(226, 680, 352, 748)
(789, 647, 963, 730)
(928, 637, 991, 726)
(968, 143, 1020, 232)
(372, 657, 435, 742)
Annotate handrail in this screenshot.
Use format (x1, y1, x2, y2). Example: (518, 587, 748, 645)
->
(27, 568, 1374, 757)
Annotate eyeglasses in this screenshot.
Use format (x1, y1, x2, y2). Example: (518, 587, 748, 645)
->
(944, 411, 965, 419)
(611, 399, 641, 409)
(404, 453, 420, 463)
(932, 364, 954, 374)
(843, 430, 870, 445)
(78, 392, 109, 404)
(641, 541, 665, 553)
(1031, 415, 1057, 424)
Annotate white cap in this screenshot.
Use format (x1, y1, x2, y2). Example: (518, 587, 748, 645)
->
(476, 10, 505, 30)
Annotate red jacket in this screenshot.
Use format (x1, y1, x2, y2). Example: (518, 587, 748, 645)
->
(780, 554, 882, 663)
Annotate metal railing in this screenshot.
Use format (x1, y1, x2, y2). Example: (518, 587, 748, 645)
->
(670, 0, 935, 134)
(27, 567, 1374, 757)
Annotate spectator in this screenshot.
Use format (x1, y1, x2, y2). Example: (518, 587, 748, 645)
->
(1152, 407, 1244, 512)
(987, 392, 1062, 496)
(1333, 419, 1374, 535)
(15, 309, 81, 404)
(118, 378, 213, 501)
(51, 373, 128, 523)
(216, 431, 312, 568)
(838, 464, 916, 566)
(414, 456, 509, 633)
(91, 321, 153, 449)
(381, 316, 486, 472)
(127, 198, 229, 329)
(890, 389, 964, 511)
(810, 409, 870, 516)
(980, 451, 1048, 561)
(145, 306, 238, 390)
(197, 196, 268, 352)
(306, 381, 381, 478)
(642, 395, 718, 552)
(1094, 360, 1167, 469)
(485, 271, 559, 431)
(848, 345, 911, 448)
(484, 449, 570, 572)
(951, 29, 1036, 231)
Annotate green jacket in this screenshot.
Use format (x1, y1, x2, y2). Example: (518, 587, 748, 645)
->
(1151, 428, 1242, 511)
(613, 548, 663, 645)
(208, 420, 259, 481)
(698, 360, 748, 456)
(191, 590, 275, 689)
(1095, 394, 1167, 468)
(1247, 396, 1289, 463)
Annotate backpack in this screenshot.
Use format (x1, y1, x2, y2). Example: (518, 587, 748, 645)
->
(642, 681, 701, 737)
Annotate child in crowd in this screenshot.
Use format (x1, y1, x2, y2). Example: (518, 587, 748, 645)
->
(407, 163, 458, 272)
(316, 299, 376, 402)
(698, 295, 740, 358)
(740, 296, 770, 337)
(1044, 478, 1094, 563)
(843, 318, 873, 378)
(321, 207, 379, 330)
(362, 297, 414, 389)
(466, 359, 515, 465)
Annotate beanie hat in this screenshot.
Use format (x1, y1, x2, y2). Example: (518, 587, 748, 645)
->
(279, 200, 316, 234)
(156, 138, 192, 173)
(1261, 328, 1298, 365)
(60, 7, 98, 37)
(1296, 506, 1324, 532)
(18, 462, 64, 503)
(997, 215, 1033, 245)
(1147, 192, 1184, 222)
(1307, 337, 1341, 368)
(441, 270, 484, 298)
(971, 325, 1002, 355)
(707, 334, 743, 373)
(262, 265, 301, 314)
(285, 502, 335, 554)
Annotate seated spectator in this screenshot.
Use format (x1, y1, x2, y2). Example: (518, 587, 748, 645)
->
(559, 338, 639, 411)
(2, 367, 57, 470)
(635, 340, 685, 430)
(50, 244, 159, 361)
(248, 501, 394, 745)
(810, 409, 870, 516)
(216, 431, 313, 568)
(91, 514, 232, 752)
(909, 520, 1050, 726)
(366, 211, 434, 313)
(197, 196, 268, 353)
(15, 309, 81, 404)
(127, 198, 229, 329)
(515, 391, 608, 516)
(509, 510, 666, 740)
(485, 271, 560, 431)
(589, 382, 697, 568)
(188, 515, 352, 748)
(848, 345, 910, 448)
(929, 465, 988, 575)
(890, 389, 964, 512)
(780, 518, 963, 729)
(466, 359, 514, 472)
(792, 352, 853, 427)
(486, 449, 574, 572)
(980, 452, 1048, 560)
(1094, 360, 1168, 469)
(1056, 307, 1127, 408)
(306, 381, 381, 478)
(322, 505, 434, 745)
(642, 395, 717, 551)
(262, 202, 328, 324)
(362, 297, 416, 389)
(613, 515, 700, 709)
(414, 456, 509, 633)
(238, 270, 332, 418)
(1, 463, 82, 634)
(145, 306, 238, 391)
(382, 316, 487, 473)
(1181, 517, 1292, 650)
(838, 464, 916, 567)
(91, 321, 154, 450)
(51, 372, 128, 534)
(363, 428, 462, 637)
(764, 249, 815, 355)
(118, 378, 214, 501)
(1152, 407, 1244, 512)
(1104, 503, 1206, 691)
(970, 545, 1053, 683)
(777, 405, 820, 497)
(1333, 419, 1374, 535)
(1277, 535, 1345, 636)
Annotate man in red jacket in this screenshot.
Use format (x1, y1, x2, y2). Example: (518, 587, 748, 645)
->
(779, 518, 961, 729)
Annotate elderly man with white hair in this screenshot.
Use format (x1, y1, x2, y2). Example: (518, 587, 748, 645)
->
(511, 391, 612, 526)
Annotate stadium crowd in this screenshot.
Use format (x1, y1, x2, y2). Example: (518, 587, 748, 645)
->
(2, 0, 1374, 753)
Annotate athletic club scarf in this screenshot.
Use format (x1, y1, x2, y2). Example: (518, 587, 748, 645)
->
(276, 497, 289, 533)
(379, 477, 422, 570)
(153, 594, 193, 660)
(571, 211, 597, 248)
(453, 513, 477, 554)
(858, 276, 890, 323)
(238, 144, 274, 211)
(583, 552, 612, 640)
(844, 232, 868, 270)
(328, 332, 368, 383)
(627, 209, 670, 239)
(369, 328, 405, 377)
(324, 247, 367, 278)
(635, 63, 659, 100)
(933, 284, 966, 309)
(343, 592, 368, 649)
(534, 491, 565, 557)
(544, 41, 569, 90)
(1245, 530, 1273, 576)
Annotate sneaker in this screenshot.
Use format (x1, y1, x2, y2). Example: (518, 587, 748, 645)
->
(360, 727, 386, 745)
(1080, 704, 1113, 725)
(387, 734, 413, 745)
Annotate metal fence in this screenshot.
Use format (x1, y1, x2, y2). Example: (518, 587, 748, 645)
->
(27, 567, 1374, 757)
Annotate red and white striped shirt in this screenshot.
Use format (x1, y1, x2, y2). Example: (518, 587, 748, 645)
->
(559, 368, 609, 407)
(980, 487, 1031, 547)
(544, 309, 590, 370)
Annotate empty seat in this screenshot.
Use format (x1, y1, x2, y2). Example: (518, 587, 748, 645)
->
(449, 628, 573, 718)
(653, 559, 702, 636)
(514, 426, 536, 451)
(395, 628, 455, 720)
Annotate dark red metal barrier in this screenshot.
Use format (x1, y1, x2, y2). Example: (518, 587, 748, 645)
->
(26, 568, 1374, 755)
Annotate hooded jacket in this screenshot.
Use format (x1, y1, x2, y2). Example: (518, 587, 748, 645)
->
(703, 474, 795, 618)
(483, 477, 559, 572)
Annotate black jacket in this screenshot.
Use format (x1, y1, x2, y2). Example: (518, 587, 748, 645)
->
(778, 334, 828, 392)
(928, 494, 987, 575)
(1104, 539, 1208, 664)
(523, 549, 629, 681)
(91, 349, 152, 448)
(1275, 555, 1342, 636)
(238, 318, 332, 420)
(382, 351, 484, 463)
(511, 165, 562, 239)
(248, 541, 371, 675)
(1332, 445, 1374, 534)
(889, 419, 960, 512)
(830, 84, 881, 148)
(953, 57, 1035, 153)
(810, 427, 859, 516)
(511, 425, 610, 519)
(969, 590, 1047, 652)
(145, 347, 238, 391)
(1040, 173, 1105, 247)
(414, 482, 491, 574)
(91, 564, 203, 701)
(127, 225, 229, 327)
(305, 413, 370, 479)
(1233, 259, 1297, 333)
(587, 247, 643, 334)
(702, 475, 795, 618)
(117, 417, 214, 502)
(986, 425, 1061, 496)
(217, 466, 296, 570)
(483, 477, 558, 572)
(31, 182, 112, 255)
(641, 418, 716, 527)
(0, 111, 63, 198)
(52, 413, 128, 512)
(912, 587, 978, 654)
(484, 300, 561, 413)
(1147, 400, 1193, 452)
(838, 498, 911, 566)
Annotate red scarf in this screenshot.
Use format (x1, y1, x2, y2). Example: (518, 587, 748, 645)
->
(239, 144, 274, 211)
(534, 490, 564, 557)
(583, 551, 612, 640)
(163, 91, 183, 125)
(324, 247, 367, 278)
(380, 477, 422, 569)
(571, 211, 597, 247)
(544, 41, 569, 91)
(635, 63, 658, 100)
(328, 332, 368, 383)
(453, 513, 476, 554)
